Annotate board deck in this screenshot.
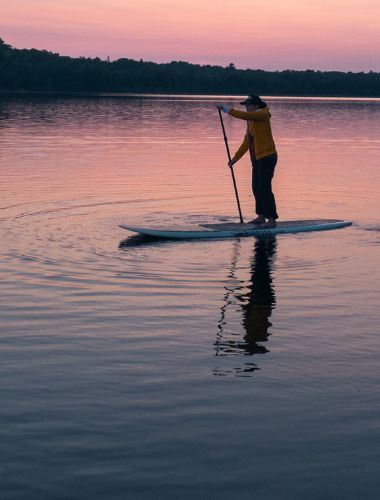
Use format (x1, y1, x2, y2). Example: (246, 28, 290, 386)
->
(119, 219, 352, 239)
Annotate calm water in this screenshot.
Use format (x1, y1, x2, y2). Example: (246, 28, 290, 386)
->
(1, 94, 380, 499)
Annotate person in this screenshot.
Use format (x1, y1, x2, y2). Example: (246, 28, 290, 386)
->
(217, 95, 278, 227)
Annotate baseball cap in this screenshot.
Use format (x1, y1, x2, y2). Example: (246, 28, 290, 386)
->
(240, 95, 264, 106)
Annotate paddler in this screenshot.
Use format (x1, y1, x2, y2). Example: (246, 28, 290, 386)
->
(217, 95, 278, 227)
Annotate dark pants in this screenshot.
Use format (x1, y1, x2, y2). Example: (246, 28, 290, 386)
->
(252, 153, 278, 219)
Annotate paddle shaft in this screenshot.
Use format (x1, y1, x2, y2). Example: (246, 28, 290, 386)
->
(218, 109, 244, 223)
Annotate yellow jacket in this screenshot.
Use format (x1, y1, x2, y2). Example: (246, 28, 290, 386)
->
(229, 107, 276, 162)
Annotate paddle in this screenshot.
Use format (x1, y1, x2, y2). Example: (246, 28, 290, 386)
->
(217, 109, 244, 223)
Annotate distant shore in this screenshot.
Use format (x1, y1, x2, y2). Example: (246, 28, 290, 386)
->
(1, 90, 380, 100)
(1, 38, 380, 97)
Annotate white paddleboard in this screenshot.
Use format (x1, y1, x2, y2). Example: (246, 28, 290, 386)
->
(119, 219, 352, 239)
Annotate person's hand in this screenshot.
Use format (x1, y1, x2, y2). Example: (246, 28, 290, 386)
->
(228, 159, 235, 168)
(216, 104, 224, 110)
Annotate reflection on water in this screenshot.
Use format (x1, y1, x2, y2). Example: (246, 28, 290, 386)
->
(241, 237, 277, 349)
(215, 237, 277, 376)
(119, 233, 167, 248)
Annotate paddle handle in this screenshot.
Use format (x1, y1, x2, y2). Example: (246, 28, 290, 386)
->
(218, 109, 244, 223)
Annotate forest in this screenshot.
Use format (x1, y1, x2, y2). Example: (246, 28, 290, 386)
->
(1, 38, 379, 97)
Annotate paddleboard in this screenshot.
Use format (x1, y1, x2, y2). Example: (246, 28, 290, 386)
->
(119, 219, 352, 239)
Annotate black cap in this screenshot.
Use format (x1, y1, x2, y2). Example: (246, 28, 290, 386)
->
(240, 94, 264, 106)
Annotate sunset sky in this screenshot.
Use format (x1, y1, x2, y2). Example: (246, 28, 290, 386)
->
(2, 0, 380, 71)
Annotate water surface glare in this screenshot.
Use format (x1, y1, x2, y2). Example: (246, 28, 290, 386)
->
(1, 95, 380, 499)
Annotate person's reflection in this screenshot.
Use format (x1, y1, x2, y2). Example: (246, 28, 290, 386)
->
(214, 236, 277, 375)
(240, 236, 277, 353)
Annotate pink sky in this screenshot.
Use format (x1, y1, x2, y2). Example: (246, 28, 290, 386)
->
(2, 0, 380, 71)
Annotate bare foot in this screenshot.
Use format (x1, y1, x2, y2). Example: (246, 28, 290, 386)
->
(261, 218, 277, 228)
(248, 215, 265, 224)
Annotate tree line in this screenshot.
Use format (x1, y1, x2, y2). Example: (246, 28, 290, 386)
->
(1, 38, 379, 97)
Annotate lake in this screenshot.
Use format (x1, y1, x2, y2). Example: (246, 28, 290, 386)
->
(1, 94, 379, 499)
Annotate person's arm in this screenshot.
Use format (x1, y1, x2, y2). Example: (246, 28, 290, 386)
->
(231, 135, 249, 164)
(229, 108, 267, 122)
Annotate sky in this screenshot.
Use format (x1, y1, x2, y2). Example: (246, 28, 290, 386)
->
(2, 0, 380, 72)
